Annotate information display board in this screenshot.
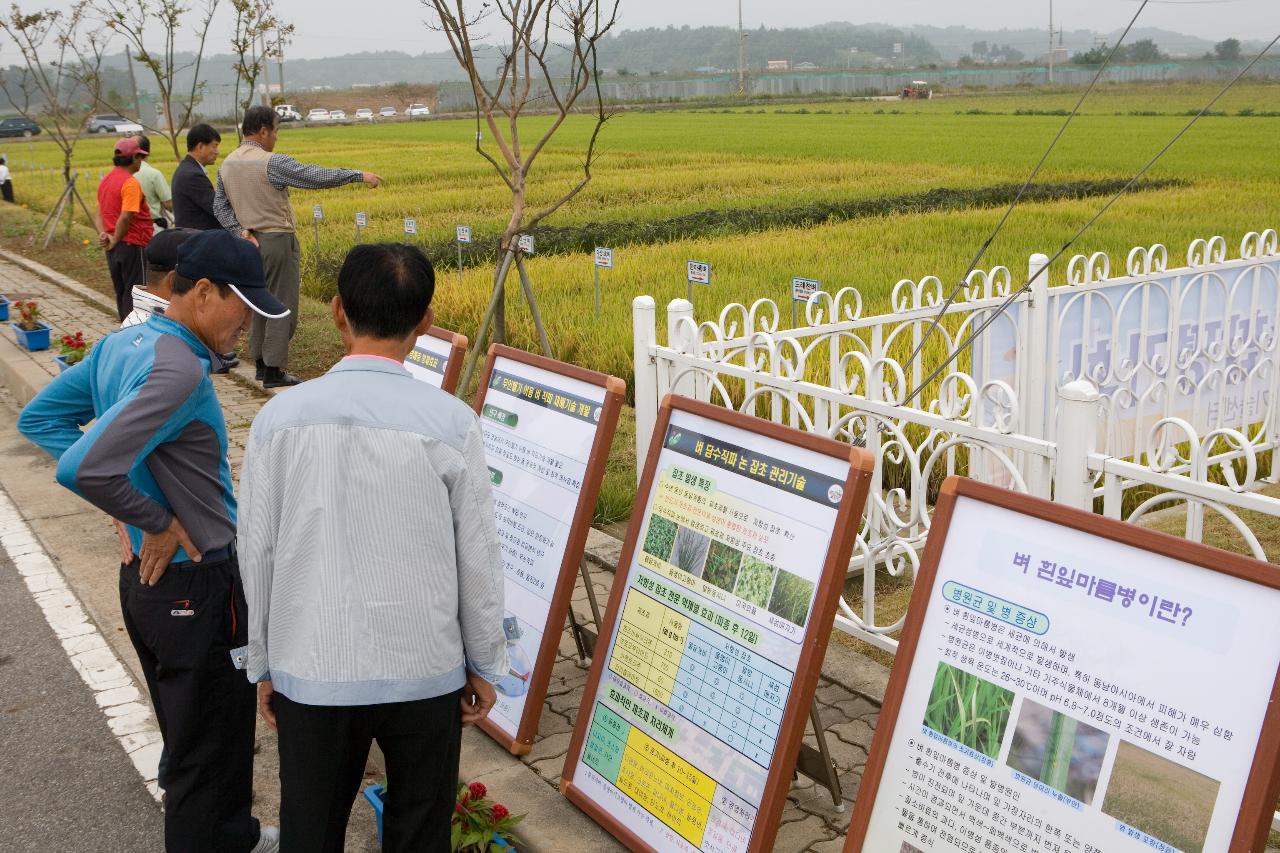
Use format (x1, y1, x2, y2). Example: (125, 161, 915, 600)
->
(560, 395, 873, 853)
(402, 325, 467, 393)
(846, 478, 1280, 853)
(475, 345, 624, 754)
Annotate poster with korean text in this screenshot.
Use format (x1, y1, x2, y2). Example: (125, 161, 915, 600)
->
(846, 478, 1280, 853)
(475, 345, 624, 754)
(561, 395, 873, 852)
(403, 325, 467, 393)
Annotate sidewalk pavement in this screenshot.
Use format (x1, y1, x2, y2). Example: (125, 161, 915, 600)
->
(0, 250, 891, 852)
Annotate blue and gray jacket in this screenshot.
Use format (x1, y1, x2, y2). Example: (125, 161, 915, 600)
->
(18, 314, 235, 562)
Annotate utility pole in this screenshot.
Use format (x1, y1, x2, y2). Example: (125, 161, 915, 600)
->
(275, 27, 286, 98)
(737, 0, 746, 95)
(259, 32, 272, 106)
(124, 46, 141, 120)
(1048, 0, 1055, 83)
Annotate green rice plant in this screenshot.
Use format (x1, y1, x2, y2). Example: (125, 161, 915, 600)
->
(641, 515, 677, 562)
(734, 556, 777, 607)
(1041, 712, 1079, 791)
(702, 540, 743, 593)
(922, 662, 1014, 759)
(767, 570, 816, 627)
(670, 525, 710, 578)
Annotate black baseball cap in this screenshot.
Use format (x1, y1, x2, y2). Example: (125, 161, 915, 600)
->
(176, 230, 289, 319)
(145, 227, 197, 272)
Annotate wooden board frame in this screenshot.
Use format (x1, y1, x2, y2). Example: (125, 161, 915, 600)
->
(423, 324, 468, 394)
(559, 394, 875, 853)
(844, 476, 1280, 853)
(473, 343, 625, 755)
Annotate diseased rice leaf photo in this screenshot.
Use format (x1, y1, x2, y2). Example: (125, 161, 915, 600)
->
(641, 514, 677, 563)
(702, 539, 743, 593)
(1005, 698, 1108, 804)
(767, 569, 815, 627)
(734, 556, 777, 608)
(921, 661, 1013, 760)
(670, 524, 711, 578)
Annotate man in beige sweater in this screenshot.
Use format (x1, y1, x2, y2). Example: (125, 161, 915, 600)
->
(214, 106, 381, 387)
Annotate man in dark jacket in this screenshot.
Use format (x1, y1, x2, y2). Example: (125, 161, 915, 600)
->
(171, 123, 222, 231)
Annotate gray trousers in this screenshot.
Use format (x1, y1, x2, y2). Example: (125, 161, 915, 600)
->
(249, 231, 300, 368)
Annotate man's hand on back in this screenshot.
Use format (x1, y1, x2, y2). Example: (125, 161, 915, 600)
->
(361, 171, 382, 188)
(139, 515, 200, 586)
(460, 671, 496, 725)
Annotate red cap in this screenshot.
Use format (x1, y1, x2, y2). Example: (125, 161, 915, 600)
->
(114, 136, 146, 158)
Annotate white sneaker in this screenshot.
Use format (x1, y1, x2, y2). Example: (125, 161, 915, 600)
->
(250, 826, 280, 853)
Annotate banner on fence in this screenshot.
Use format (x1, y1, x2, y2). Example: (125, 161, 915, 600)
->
(846, 477, 1280, 853)
(475, 345, 624, 754)
(561, 396, 873, 853)
(402, 325, 468, 393)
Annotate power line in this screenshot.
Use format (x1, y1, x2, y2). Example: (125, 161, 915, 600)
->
(897, 31, 1280, 411)
(898, 0, 1153, 404)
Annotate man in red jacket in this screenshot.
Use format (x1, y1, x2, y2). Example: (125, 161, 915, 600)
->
(95, 136, 153, 320)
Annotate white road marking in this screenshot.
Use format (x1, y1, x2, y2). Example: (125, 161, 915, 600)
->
(0, 487, 163, 802)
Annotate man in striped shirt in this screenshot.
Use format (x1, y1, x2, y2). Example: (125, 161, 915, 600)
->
(238, 243, 506, 853)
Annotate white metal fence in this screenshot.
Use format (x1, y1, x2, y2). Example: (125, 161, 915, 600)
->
(631, 231, 1280, 655)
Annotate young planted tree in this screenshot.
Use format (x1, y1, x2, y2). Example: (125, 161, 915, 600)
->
(230, 0, 292, 138)
(0, 1, 108, 244)
(94, 0, 220, 160)
(423, 0, 620, 390)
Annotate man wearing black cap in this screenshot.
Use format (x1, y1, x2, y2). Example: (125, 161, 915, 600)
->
(17, 229, 291, 853)
(125, 227, 240, 373)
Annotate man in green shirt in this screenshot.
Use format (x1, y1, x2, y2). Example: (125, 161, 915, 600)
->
(135, 136, 173, 231)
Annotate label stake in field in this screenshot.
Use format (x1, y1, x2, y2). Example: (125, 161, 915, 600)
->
(312, 203, 322, 256)
(457, 225, 472, 292)
(355, 211, 367, 243)
(791, 276, 819, 328)
(403, 217, 416, 245)
(593, 247, 613, 319)
(687, 259, 711, 308)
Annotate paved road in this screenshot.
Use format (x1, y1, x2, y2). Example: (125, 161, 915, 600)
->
(0, 546, 165, 852)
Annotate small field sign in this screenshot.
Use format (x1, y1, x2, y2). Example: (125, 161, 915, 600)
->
(687, 260, 711, 285)
(312, 204, 323, 221)
(403, 217, 417, 236)
(457, 225, 472, 244)
(355, 211, 367, 228)
(792, 277, 820, 302)
(594, 247, 614, 269)
(518, 233, 535, 255)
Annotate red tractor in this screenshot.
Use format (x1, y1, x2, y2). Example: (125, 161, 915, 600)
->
(901, 80, 933, 100)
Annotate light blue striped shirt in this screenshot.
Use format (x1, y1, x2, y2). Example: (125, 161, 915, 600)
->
(237, 356, 508, 705)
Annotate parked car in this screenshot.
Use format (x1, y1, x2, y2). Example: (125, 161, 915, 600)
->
(378, 106, 397, 117)
(0, 117, 40, 138)
(407, 103, 431, 117)
(307, 108, 331, 121)
(86, 114, 142, 134)
(355, 108, 374, 121)
(328, 110, 347, 121)
(275, 104, 302, 122)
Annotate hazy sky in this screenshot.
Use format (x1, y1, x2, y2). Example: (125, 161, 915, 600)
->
(24, 1, 1274, 61)
(264, 0, 1272, 59)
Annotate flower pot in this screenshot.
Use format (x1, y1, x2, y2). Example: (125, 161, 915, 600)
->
(361, 785, 517, 851)
(54, 354, 75, 372)
(0, 296, 9, 322)
(11, 321, 51, 351)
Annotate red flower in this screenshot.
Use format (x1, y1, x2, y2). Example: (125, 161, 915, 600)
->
(455, 802, 466, 815)
(491, 804, 509, 821)
(468, 782, 487, 800)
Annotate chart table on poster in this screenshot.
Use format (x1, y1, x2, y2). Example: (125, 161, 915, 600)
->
(609, 587, 792, 768)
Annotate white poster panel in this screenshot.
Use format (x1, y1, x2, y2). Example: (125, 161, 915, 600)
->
(403, 332, 454, 388)
(479, 356, 607, 740)
(571, 409, 849, 853)
(859, 495, 1280, 853)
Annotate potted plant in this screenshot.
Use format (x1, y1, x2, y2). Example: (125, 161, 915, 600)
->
(363, 780, 523, 851)
(54, 331, 90, 372)
(11, 300, 50, 351)
(0, 293, 9, 322)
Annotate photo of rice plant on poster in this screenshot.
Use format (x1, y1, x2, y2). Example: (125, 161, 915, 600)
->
(1102, 741, 1221, 853)
(1006, 698, 1109, 804)
(922, 662, 1013, 760)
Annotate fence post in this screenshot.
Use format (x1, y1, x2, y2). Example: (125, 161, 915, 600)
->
(632, 296, 658, 485)
(1023, 252, 1052, 497)
(1054, 379, 1100, 510)
(667, 298, 699, 401)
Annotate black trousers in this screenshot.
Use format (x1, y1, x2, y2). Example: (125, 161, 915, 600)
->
(105, 241, 146, 320)
(1, 179, 13, 202)
(275, 689, 463, 853)
(119, 557, 260, 853)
